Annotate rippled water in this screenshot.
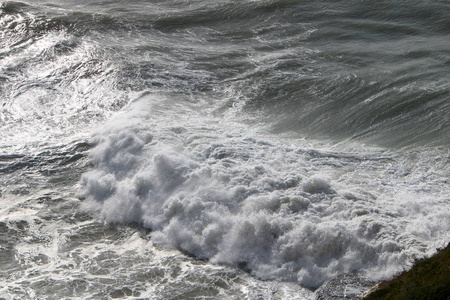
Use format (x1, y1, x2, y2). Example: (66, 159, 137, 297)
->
(1, 0, 449, 299)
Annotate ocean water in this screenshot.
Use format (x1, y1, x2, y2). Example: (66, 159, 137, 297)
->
(1, 0, 449, 299)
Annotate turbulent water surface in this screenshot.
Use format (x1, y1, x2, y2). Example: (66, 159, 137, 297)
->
(1, 0, 449, 299)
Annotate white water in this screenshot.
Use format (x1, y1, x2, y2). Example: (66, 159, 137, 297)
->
(78, 92, 450, 289)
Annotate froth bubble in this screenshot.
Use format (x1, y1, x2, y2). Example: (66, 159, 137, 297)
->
(302, 175, 333, 194)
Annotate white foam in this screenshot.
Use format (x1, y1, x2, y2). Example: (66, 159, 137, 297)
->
(79, 93, 450, 288)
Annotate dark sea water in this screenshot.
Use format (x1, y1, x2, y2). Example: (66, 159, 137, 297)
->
(1, 0, 449, 299)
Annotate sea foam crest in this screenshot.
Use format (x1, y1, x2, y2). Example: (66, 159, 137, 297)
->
(78, 94, 450, 288)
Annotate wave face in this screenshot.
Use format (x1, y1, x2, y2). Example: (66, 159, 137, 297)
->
(1, 0, 449, 297)
(2, 0, 448, 149)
